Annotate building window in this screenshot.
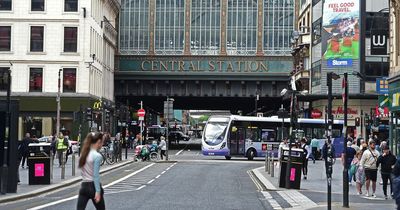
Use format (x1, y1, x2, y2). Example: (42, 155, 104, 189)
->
(0, 26, 11, 51)
(263, 0, 294, 55)
(155, 0, 184, 55)
(312, 18, 322, 46)
(30, 26, 44, 52)
(191, 0, 221, 55)
(64, 27, 77, 52)
(64, 0, 77, 12)
(0, 0, 11, 11)
(0, 67, 9, 91)
(63, 68, 76, 92)
(311, 61, 321, 87)
(365, 61, 389, 81)
(227, 0, 257, 55)
(119, 0, 149, 55)
(31, 0, 44, 11)
(29, 68, 43, 92)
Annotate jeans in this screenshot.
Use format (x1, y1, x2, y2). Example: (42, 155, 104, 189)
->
(21, 154, 28, 167)
(77, 182, 105, 210)
(160, 150, 166, 160)
(382, 173, 393, 196)
(302, 159, 308, 176)
(57, 150, 68, 166)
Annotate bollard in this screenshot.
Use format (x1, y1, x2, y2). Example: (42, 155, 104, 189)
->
(72, 152, 75, 176)
(265, 151, 269, 172)
(50, 151, 53, 180)
(271, 152, 275, 177)
(265, 152, 271, 174)
(267, 151, 271, 174)
(61, 151, 65, 179)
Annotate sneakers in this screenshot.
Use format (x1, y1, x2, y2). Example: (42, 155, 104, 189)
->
(365, 192, 369, 197)
(385, 195, 388, 200)
(358, 192, 362, 195)
(303, 175, 307, 180)
(349, 182, 352, 186)
(372, 193, 377, 198)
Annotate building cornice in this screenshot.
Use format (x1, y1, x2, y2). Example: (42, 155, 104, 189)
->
(0, 18, 79, 23)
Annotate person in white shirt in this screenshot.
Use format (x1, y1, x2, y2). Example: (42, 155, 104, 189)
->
(301, 138, 311, 180)
(360, 140, 380, 197)
(278, 138, 288, 160)
(159, 136, 167, 160)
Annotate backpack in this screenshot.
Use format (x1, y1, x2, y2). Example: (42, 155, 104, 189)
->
(63, 138, 68, 146)
(392, 175, 400, 201)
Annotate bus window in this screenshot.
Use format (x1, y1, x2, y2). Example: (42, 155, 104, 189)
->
(277, 127, 288, 141)
(332, 129, 342, 138)
(246, 127, 260, 142)
(261, 129, 276, 142)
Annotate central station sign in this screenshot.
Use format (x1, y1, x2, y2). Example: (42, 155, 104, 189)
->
(118, 57, 293, 73)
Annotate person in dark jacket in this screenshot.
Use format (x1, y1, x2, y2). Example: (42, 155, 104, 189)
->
(21, 133, 32, 168)
(376, 145, 397, 199)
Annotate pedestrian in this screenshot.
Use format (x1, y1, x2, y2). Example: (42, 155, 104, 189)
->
(342, 141, 356, 185)
(159, 136, 167, 160)
(391, 157, 400, 209)
(351, 140, 360, 153)
(360, 140, 380, 197)
(129, 132, 135, 149)
(376, 145, 397, 199)
(278, 138, 288, 160)
(21, 133, 32, 169)
(77, 132, 105, 210)
(300, 138, 311, 180)
(56, 132, 69, 167)
(322, 139, 336, 176)
(310, 136, 319, 163)
(356, 134, 363, 146)
(354, 151, 365, 195)
(347, 134, 353, 143)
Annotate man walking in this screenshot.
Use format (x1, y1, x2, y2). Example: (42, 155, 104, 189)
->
(360, 140, 380, 197)
(341, 141, 356, 185)
(310, 136, 319, 163)
(300, 138, 310, 179)
(21, 133, 32, 168)
(377, 145, 397, 199)
(56, 132, 68, 167)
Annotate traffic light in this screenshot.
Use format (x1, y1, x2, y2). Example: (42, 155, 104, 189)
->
(105, 110, 110, 124)
(355, 117, 361, 127)
(86, 107, 92, 121)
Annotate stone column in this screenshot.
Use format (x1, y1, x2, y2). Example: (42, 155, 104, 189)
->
(184, 0, 191, 55)
(148, 0, 156, 55)
(256, 0, 264, 56)
(220, 0, 227, 56)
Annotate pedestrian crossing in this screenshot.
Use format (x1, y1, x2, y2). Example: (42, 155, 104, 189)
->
(104, 162, 176, 195)
(260, 190, 318, 210)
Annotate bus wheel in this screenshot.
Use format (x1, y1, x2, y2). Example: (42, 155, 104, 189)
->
(247, 149, 255, 160)
(225, 156, 231, 160)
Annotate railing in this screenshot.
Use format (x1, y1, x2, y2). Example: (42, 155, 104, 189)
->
(102, 17, 118, 46)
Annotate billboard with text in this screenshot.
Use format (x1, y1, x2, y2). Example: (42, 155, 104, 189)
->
(322, 0, 360, 67)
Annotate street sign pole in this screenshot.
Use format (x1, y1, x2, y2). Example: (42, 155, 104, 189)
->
(343, 73, 349, 208)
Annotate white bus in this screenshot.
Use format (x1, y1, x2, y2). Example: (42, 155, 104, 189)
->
(202, 115, 344, 160)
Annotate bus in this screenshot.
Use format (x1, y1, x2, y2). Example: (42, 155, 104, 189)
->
(201, 115, 344, 160)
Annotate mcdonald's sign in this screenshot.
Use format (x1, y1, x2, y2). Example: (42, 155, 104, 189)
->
(93, 100, 102, 110)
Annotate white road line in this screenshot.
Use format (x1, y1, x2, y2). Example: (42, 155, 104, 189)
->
(175, 149, 184, 155)
(155, 175, 161, 179)
(28, 163, 155, 210)
(136, 185, 146, 190)
(262, 192, 283, 210)
(147, 179, 155, 184)
(161, 171, 166, 174)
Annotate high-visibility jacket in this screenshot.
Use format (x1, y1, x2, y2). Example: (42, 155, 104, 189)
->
(57, 138, 68, 150)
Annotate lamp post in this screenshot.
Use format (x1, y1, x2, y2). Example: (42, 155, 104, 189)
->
(56, 69, 63, 137)
(343, 73, 349, 208)
(1, 67, 11, 194)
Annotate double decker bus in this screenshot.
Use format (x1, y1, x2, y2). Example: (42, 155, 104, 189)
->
(202, 115, 344, 160)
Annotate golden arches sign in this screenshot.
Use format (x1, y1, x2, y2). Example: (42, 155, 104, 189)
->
(93, 100, 102, 110)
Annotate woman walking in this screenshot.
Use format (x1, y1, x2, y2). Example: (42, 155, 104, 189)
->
(354, 151, 365, 195)
(77, 132, 105, 210)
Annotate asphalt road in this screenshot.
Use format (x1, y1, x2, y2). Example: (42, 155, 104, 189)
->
(1, 138, 267, 210)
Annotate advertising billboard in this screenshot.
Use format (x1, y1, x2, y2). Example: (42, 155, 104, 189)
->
(322, 0, 360, 67)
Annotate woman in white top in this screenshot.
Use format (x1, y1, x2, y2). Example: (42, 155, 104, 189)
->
(77, 132, 104, 210)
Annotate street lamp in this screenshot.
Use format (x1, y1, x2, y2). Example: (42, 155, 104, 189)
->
(1, 65, 11, 194)
(56, 69, 63, 137)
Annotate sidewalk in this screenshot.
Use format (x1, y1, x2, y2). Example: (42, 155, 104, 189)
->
(252, 159, 397, 209)
(0, 149, 135, 204)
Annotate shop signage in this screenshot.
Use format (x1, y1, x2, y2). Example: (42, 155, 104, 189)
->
(376, 78, 389, 94)
(332, 106, 358, 119)
(311, 109, 323, 119)
(93, 100, 102, 110)
(371, 30, 388, 55)
(322, 0, 360, 66)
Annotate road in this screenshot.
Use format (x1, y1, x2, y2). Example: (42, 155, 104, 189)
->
(1, 138, 396, 210)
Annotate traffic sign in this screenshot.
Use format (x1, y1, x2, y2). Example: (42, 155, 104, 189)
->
(138, 109, 145, 117)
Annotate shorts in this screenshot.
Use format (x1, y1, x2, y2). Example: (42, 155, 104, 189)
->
(364, 169, 378, 182)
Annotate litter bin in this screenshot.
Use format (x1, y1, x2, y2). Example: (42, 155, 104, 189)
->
(279, 147, 304, 189)
(28, 143, 51, 185)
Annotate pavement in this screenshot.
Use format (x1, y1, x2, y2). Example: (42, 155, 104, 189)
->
(0, 149, 136, 204)
(252, 158, 397, 210)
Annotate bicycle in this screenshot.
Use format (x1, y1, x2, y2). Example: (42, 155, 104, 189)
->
(99, 144, 115, 166)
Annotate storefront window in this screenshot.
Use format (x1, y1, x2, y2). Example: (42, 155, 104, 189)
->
(0, 67, 9, 91)
(227, 0, 257, 55)
(29, 68, 43, 92)
(190, 0, 220, 55)
(155, 0, 184, 55)
(119, 0, 149, 55)
(63, 68, 76, 93)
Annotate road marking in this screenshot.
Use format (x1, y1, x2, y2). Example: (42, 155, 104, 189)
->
(262, 192, 283, 210)
(277, 190, 318, 209)
(136, 185, 146, 190)
(247, 170, 263, 191)
(252, 167, 277, 190)
(147, 179, 155, 184)
(161, 171, 166, 174)
(175, 149, 184, 155)
(28, 163, 155, 210)
(155, 175, 161, 179)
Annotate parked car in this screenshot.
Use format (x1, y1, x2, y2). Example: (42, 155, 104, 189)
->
(168, 131, 190, 142)
(38, 136, 53, 143)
